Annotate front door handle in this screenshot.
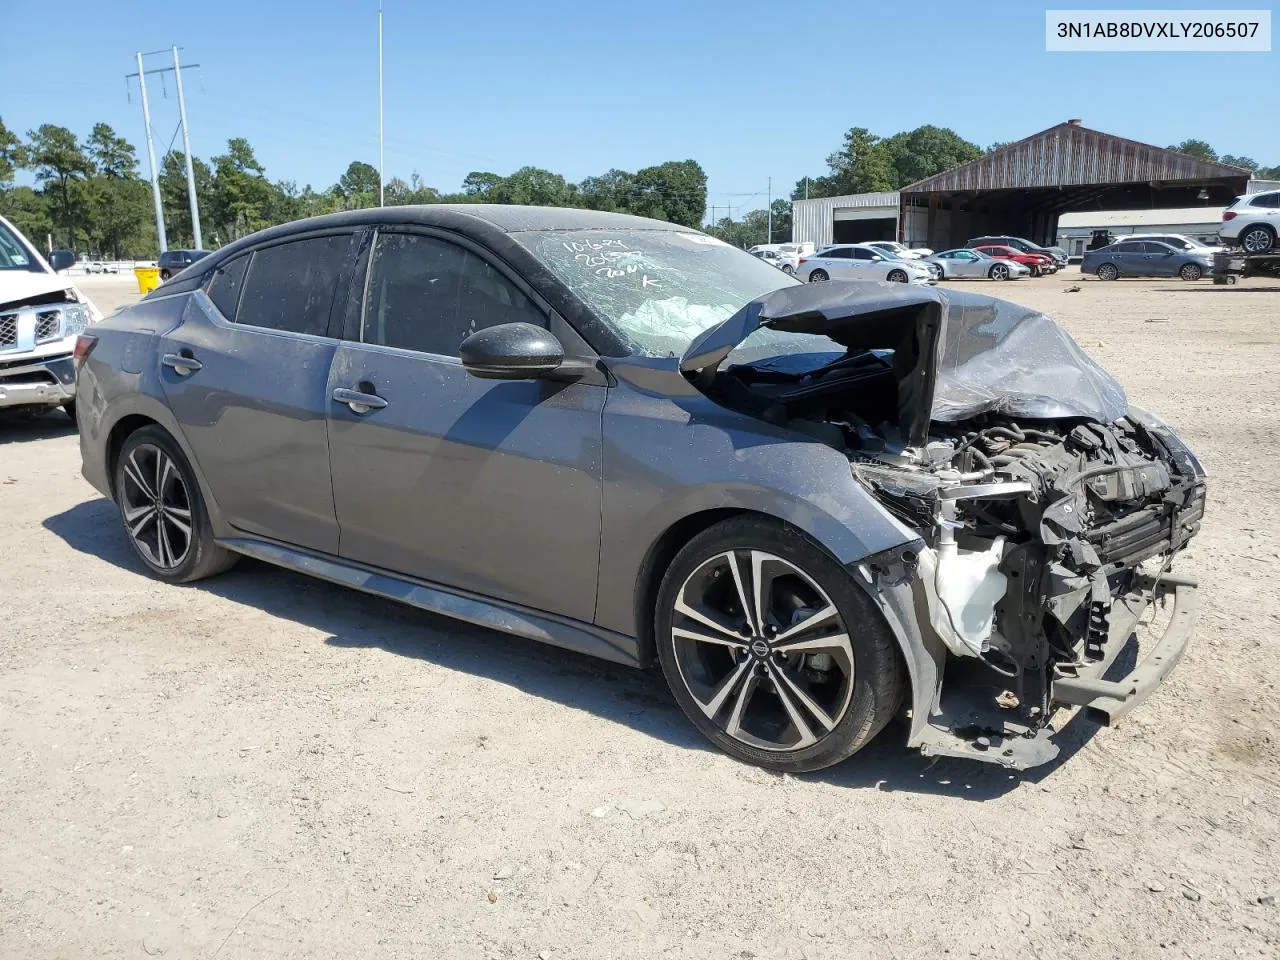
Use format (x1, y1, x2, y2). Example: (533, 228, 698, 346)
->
(332, 386, 388, 415)
(161, 352, 202, 375)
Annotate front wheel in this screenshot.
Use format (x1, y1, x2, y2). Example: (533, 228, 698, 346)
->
(1096, 262, 1119, 281)
(781, 264, 795, 276)
(1179, 262, 1203, 281)
(886, 269, 908, 283)
(655, 516, 905, 773)
(114, 425, 238, 583)
(1240, 225, 1276, 254)
(989, 263, 1010, 281)
(807, 269, 829, 282)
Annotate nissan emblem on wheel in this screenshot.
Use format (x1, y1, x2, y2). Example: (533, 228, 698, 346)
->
(76, 205, 1206, 773)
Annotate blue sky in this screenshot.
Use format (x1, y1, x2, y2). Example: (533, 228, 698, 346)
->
(4, 0, 1277, 210)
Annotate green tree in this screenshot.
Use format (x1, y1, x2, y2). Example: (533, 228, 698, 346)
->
(337, 161, 380, 206)
(77, 175, 153, 258)
(1220, 154, 1258, 171)
(461, 171, 503, 197)
(578, 168, 637, 212)
(881, 125, 982, 186)
(0, 186, 53, 246)
(25, 124, 92, 247)
(0, 116, 23, 187)
(1167, 138, 1218, 162)
(488, 166, 577, 206)
(83, 123, 138, 179)
(1256, 164, 1280, 179)
(209, 137, 275, 242)
(160, 150, 215, 248)
(631, 160, 707, 226)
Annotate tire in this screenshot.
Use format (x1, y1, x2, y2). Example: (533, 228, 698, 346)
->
(989, 263, 1010, 281)
(1240, 224, 1276, 254)
(886, 269, 908, 283)
(807, 269, 829, 282)
(159, 269, 171, 281)
(114, 425, 238, 583)
(781, 264, 795, 276)
(1096, 262, 1119, 281)
(654, 515, 905, 773)
(1179, 262, 1203, 281)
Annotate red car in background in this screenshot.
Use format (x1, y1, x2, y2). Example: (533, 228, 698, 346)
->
(972, 244, 1056, 277)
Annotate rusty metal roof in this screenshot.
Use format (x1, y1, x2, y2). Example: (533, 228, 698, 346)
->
(901, 122, 1250, 194)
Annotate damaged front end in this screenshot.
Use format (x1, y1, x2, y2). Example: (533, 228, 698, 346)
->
(683, 282, 1206, 768)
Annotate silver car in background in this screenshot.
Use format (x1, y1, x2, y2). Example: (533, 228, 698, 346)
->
(798, 244, 935, 283)
(924, 248, 1031, 281)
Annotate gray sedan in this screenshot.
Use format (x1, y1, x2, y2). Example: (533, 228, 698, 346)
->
(76, 205, 1206, 774)
(1081, 239, 1213, 280)
(923, 248, 1031, 281)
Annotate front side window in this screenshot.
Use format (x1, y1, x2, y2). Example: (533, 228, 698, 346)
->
(0, 220, 36, 272)
(235, 234, 353, 336)
(363, 232, 545, 357)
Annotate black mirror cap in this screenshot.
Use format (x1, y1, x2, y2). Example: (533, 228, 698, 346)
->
(48, 249, 76, 272)
(460, 322, 566, 380)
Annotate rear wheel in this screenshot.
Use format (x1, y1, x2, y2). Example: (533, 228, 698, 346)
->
(1179, 262, 1203, 281)
(781, 264, 795, 276)
(989, 263, 1010, 281)
(114, 425, 237, 583)
(807, 269, 829, 282)
(655, 516, 905, 773)
(886, 269, 908, 283)
(1096, 262, 1119, 281)
(1240, 224, 1275, 254)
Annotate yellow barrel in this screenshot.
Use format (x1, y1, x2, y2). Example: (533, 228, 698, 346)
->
(133, 265, 161, 294)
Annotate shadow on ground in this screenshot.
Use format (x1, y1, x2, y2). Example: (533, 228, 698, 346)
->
(44, 497, 1103, 801)
(0, 411, 76, 445)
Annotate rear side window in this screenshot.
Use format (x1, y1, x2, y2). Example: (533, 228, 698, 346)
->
(205, 255, 249, 319)
(1252, 192, 1280, 208)
(235, 235, 353, 336)
(363, 232, 545, 357)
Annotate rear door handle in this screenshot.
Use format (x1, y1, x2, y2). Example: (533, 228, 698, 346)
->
(161, 352, 202, 375)
(332, 387, 388, 414)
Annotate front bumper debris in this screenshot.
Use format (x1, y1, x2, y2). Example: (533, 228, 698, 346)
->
(910, 572, 1199, 769)
(0, 352, 76, 408)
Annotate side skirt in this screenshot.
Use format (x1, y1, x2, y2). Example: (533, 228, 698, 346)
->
(219, 537, 642, 668)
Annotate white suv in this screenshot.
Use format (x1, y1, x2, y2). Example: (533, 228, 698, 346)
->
(0, 216, 103, 421)
(1219, 191, 1280, 253)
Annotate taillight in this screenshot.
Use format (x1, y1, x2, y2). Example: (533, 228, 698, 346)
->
(798, 258, 808, 265)
(73, 334, 98, 372)
(1223, 211, 1237, 221)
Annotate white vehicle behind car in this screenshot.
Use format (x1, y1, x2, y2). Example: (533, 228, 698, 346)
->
(0, 215, 103, 422)
(797, 243, 934, 284)
(1218, 191, 1279, 253)
(867, 240, 933, 260)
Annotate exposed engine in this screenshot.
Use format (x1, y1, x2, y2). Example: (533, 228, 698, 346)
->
(710, 349, 1207, 730)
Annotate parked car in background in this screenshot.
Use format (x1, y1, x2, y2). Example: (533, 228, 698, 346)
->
(1120, 233, 1223, 256)
(158, 249, 211, 280)
(776, 241, 815, 258)
(797, 243, 934, 283)
(923, 248, 1030, 281)
(76, 204, 1207, 773)
(967, 235, 1069, 269)
(751, 248, 782, 266)
(1081, 239, 1213, 280)
(971, 244, 1055, 277)
(867, 240, 933, 260)
(85, 260, 122, 274)
(1219, 191, 1279, 253)
(0, 214, 103, 422)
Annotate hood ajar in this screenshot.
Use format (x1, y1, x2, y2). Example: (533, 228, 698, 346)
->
(680, 281, 1128, 450)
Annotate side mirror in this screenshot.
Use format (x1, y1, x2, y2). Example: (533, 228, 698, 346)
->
(460, 322, 568, 380)
(48, 249, 75, 272)
(870, 255, 884, 262)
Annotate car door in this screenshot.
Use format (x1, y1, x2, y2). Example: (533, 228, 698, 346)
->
(324, 228, 606, 623)
(1141, 241, 1177, 276)
(848, 247, 883, 279)
(157, 231, 358, 553)
(951, 250, 982, 278)
(811, 247, 852, 278)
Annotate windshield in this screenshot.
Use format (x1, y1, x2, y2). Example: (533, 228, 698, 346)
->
(0, 220, 38, 272)
(515, 228, 796, 357)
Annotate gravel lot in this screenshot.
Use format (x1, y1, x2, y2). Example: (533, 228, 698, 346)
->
(2, 271, 1277, 959)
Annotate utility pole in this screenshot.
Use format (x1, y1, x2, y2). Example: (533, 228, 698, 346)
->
(804, 177, 809, 201)
(378, 1, 385, 207)
(767, 176, 772, 243)
(172, 46, 202, 249)
(132, 52, 167, 254)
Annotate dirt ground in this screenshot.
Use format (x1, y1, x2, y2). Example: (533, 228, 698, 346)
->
(1, 271, 1277, 960)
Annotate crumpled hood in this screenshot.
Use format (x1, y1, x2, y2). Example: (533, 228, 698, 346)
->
(681, 281, 1128, 446)
(0, 271, 83, 311)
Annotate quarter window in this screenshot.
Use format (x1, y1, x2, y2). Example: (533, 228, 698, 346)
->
(235, 235, 353, 336)
(205, 255, 249, 319)
(363, 232, 545, 357)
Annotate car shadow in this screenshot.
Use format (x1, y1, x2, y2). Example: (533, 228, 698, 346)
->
(44, 497, 1106, 801)
(0, 411, 76, 444)
(1160, 285, 1280, 293)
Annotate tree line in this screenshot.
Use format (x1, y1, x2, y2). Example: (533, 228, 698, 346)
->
(2, 115, 1276, 258)
(0, 116, 708, 257)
